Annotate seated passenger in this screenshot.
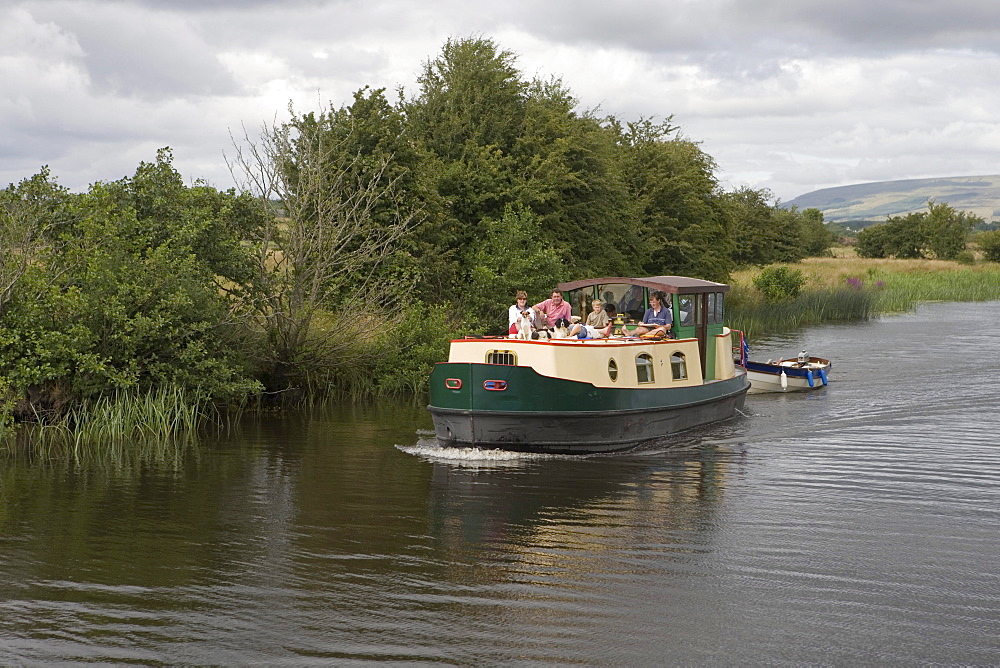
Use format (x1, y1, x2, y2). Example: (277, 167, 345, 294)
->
(533, 289, 572, 330)
(633, 290, 672, 339)
(507, 290, 534, 335)
(586, 299, 609, 328)
(618, 285, 645, 318)
(570, 303, 617, 339)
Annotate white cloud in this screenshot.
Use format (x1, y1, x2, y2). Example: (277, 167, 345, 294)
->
(2, 0, 1000, 201)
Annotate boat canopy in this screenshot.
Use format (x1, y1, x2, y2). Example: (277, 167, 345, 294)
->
(557, 276, 730, 295)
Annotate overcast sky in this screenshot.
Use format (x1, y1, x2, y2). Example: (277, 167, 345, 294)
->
(4, 0, 1000, 201)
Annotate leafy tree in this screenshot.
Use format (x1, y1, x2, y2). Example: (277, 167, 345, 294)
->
(515, 81, 636, 276)
(797, 207, 835, 256)
(405, 37, 637, 302)
(855, 223, 891, 258)
(976, 230, 1000, 262)
(463, 205, 567, 332)
(615, 118, 731, 281)
(0, 150, 262, 415)
(724, 187, 802, 266)
(856, 202, 978, 260)
(922, 200, 979, 260)
(0, 168, 74, 316)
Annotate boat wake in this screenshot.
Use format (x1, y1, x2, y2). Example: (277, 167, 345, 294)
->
(396, 432, 568, 466)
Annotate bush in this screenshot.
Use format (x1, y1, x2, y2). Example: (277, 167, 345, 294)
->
(369, 302, 458, 396)
(954, 250, 976, 265)
(752, 265, 806, 302)
(977, 230, 1000, 262)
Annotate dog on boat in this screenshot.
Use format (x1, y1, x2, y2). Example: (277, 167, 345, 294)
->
(549, 317, 571, 339)
(516, 309, 535, 340)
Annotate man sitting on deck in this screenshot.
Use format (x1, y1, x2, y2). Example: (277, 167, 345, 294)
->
(533, 289, 572, 331)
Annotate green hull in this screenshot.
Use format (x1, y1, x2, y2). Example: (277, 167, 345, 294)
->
(428, 363, 749, 453)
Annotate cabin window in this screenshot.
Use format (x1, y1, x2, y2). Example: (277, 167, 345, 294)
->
(711, 292, 724, 324)
(599, 283, 646, 322)
(486, 350, 517, 365)
(708, 292, 725, 324)
(608, 358, 618, 381)
(678, 294, 696, 327)
(636, 353, 654, 384)
(566, 288, 591, 320)
(671, 352, 688, 380)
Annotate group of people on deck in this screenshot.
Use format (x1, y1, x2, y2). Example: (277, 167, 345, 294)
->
(508, 289, 673, 340)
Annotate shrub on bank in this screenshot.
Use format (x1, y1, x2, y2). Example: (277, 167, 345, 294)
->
(977, 230, 1000, 262)
(751, 265, 806, 302)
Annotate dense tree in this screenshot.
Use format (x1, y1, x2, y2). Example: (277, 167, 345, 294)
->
(404, 37, 639, 308)
(977, 230, 1000, 262)
(0, 168, 74, 317)
(615, 118, 731, 280)
(855, 201, 979, 259)
(0, 151, 261, 416)
(724, 187, 802, 266)
(923, 201, 979, 260)
(463, 204, 567, 332)
(797, 207, 835, 256)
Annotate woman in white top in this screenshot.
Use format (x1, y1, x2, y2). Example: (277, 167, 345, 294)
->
(507, 290, 534, 335)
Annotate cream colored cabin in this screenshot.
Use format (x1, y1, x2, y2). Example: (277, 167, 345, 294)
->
(448, 328, 739, 389)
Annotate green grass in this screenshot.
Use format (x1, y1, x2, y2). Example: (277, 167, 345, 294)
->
(729, 258, 1000, 338)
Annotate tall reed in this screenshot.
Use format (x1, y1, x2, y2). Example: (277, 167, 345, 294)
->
(729, 257, 1000, 338)
(7, 386, 208, 459)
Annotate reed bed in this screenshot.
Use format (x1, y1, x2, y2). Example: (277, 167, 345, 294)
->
(6, 386, 207, 460)
(729, 256, 1000, 338)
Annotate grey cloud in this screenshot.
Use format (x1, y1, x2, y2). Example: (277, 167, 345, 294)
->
(28, 3, 241, 99)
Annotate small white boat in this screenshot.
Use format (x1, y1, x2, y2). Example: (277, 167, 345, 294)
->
(744, 351, 831, 394)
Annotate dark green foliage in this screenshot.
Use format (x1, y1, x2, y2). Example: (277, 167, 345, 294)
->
(976, 230, 1000, 262)
(856, 201, 979, 260)
(0, 152, 262, 419)
(463, 205, 567, 332)
(725, 187, 803, 266)
(752, 265, 806, 302)
(954, 250, 976, 265)
(369, 302, 457, 396)
(615, 118, 731, 281)
(798, 208, 835, 256)
(923, 201, 978, 260)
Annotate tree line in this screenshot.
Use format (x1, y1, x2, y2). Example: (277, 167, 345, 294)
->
(2, 36, 833, 422)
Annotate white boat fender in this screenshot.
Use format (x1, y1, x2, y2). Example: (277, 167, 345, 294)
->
(819, 368, 828, 386)
(780, 370, 787, 390)
(806, 369, 814, 387)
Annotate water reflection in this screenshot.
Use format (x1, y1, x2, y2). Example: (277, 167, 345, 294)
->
(2, 302, 1000, 663)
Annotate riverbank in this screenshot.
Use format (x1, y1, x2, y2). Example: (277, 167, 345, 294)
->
(727, 254, 1000, 338)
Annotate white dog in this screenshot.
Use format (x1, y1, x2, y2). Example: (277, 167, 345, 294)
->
(516, 309, 535, 340)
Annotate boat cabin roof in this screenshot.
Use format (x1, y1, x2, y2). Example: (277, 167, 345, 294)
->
(557, 276, 730, 295)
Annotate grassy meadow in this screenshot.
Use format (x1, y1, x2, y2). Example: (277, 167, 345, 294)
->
(728, 251, 1000, 338)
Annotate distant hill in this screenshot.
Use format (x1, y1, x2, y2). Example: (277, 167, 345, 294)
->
(783, 175, 1000, 225)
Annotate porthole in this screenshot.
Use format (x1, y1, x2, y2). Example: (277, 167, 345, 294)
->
(608, 358, 618, 381)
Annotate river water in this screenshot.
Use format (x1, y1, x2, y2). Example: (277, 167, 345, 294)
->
(1, 300, 999, 664)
